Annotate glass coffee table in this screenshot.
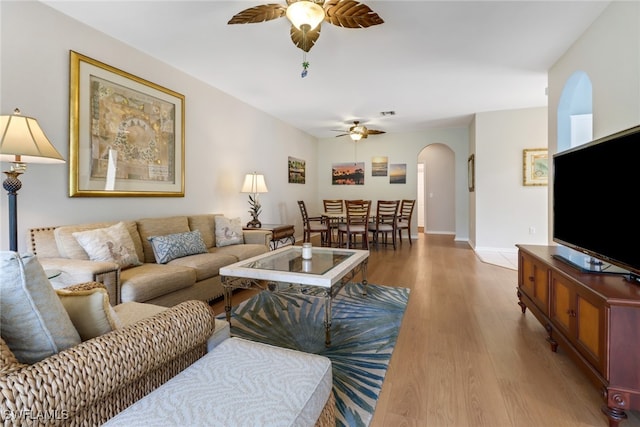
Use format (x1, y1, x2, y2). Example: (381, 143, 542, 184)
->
(220, 246, 369, 346)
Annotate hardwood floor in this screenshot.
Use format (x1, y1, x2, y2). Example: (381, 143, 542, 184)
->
(213, 234, 640, 427)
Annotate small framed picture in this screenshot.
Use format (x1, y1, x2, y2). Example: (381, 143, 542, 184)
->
(523, 148, 548, 186)
(288, 156, 305, 184)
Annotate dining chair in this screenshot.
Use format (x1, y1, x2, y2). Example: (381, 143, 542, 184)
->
(322, 199, 343, 243)
(396, 199, 416, 245)
(297, 201, 331, 247)
(368, 200, 399, 250)
(337, 200, 371, 249)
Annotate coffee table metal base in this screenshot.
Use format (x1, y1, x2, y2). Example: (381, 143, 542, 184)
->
(222, 260, 367, 346)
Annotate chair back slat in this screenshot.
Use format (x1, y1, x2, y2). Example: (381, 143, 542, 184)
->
(345, 200, 371, 226)
(396, 199, 416, 245)
(375, 200, 399, 226)
(323, 199, 344, 214)
(398, 199, 415, 221)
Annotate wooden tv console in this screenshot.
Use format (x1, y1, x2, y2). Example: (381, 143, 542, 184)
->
(516, 245, 640, 427)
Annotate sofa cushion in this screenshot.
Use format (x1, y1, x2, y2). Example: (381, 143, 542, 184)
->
(119, 263, 196, 303)
(113, 301, 168, 326)
(148, 230, 208, 264)
(56, 287, 120, 341)
(188, 215, 216, 248)
(0, 252, 81, 364)
(137, 216, 190, 263)
(72, 222, 142, 269)
(211, 243, 268, 262)
(168, 252, 238, 281)
(55, 221, 143, 261)
(214, 216, 244, 247)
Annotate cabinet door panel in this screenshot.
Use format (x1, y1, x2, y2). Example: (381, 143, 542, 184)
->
(520, 253, 549, 315)
(520, 254, 535, 296)
(576, 293, 606, 373)
(551, 277, 571, 334)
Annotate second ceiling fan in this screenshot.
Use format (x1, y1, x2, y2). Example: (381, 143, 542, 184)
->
(334, 121, 386, 141)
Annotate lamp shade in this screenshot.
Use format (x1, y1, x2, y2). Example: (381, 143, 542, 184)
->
(241, 173, 268, 194)
(286, 1, 325, 31)
(0, 109, 65, 164)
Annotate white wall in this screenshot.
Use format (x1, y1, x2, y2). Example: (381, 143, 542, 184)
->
(317, 128, 470, 241)
(474, 107, 549, 252)
(0, 1, 317, 249)
(548, 1, 640, 242)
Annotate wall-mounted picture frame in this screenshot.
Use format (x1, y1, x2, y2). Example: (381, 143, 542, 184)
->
(468, 154, 475, 192)
(288, 156, 305, 184)
(389, 163, 407, 184)
(332, 162, 365, 185)
(371, 156, 388, 176)
(69, 51, 185, 197)
(523, 148, 548, 186)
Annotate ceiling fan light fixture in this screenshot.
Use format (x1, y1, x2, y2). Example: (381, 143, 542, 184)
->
(350, 124, 366, 141)
(286, 1, 325, 31)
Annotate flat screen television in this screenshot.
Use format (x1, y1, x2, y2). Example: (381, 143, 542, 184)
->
(553, 124, 640, 282)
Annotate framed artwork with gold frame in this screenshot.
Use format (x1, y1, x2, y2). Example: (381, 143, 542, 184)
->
(523, 148, 548, 186)
(69, 51, 185, 197)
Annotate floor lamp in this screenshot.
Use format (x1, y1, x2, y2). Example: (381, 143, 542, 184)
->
(241, 172, 268, 228)
(0, 108, 65, 252)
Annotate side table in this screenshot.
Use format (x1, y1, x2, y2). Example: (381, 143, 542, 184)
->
(244, 224, 295, 250)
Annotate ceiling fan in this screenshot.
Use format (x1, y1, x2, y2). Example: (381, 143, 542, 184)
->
(334, 121, 386, 141)
(228, 0, 384, 77)
(228, 0, 384, 52)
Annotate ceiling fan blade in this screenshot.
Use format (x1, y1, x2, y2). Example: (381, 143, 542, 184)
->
(290, 25, 321, 52)
(323, 0, 384, 29)
(228, 4, 287, 24)
(334, 133, 349, 138)
(366, 129, 385, 135)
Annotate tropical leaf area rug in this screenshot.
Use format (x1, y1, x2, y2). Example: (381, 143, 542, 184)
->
(221, 282, 410, 427)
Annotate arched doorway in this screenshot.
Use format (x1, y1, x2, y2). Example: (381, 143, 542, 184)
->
(417, 144, 456, 235)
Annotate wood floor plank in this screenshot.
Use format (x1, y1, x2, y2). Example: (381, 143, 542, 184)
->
(213, 234, 640, 427)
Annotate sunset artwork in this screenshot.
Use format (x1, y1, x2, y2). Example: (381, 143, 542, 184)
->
(332, 162, 365, 185)
(371, 156, 388, 176)
(389, 163, 407, 184)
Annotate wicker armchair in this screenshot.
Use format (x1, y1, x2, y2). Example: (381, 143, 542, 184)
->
(0, 299, 216, 426)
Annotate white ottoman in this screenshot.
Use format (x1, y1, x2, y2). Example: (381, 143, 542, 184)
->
(104, 337, 333, 427)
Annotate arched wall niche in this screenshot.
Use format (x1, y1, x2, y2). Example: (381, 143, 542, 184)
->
(557, 71, 593, 152)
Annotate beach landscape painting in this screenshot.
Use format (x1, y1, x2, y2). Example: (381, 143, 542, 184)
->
(371, 156, 388, 176)
(389, 163, 407, 184)
(332, 162, 365, 185)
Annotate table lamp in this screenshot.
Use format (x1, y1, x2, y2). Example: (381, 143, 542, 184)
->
(0, 108, 65, 251)
(241, 172, 268, 228)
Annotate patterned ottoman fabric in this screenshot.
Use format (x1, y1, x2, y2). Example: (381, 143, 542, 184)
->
(104, 337, 333, 426)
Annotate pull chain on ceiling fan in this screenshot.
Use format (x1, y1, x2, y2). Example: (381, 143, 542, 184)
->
(228, 0, 383, 77)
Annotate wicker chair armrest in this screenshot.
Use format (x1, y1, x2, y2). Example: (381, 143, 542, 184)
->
(0, 300, 215, 418)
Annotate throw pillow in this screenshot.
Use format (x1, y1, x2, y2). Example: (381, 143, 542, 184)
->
(72, 222, 142, 269)
(215, 216, 244, 247)
(147, 230, 208, 264)
(56, 287, 121, 341)
(0, 252, 81, 364)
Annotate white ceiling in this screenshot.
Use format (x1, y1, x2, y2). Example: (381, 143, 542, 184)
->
(42, 1, 610, 138)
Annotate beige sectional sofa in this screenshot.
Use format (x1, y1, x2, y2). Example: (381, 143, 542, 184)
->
(29, 214, 272, 306)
